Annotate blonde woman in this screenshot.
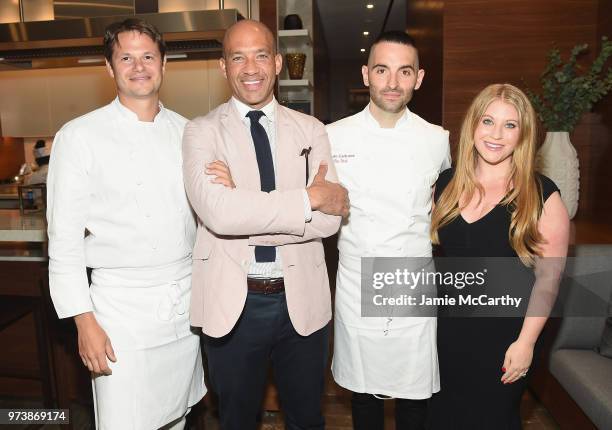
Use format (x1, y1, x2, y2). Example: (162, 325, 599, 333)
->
(428, 84, 569, 429)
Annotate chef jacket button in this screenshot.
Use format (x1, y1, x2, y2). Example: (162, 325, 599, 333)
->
(368, 215, 375, 222)
(136, 180, 142, 186)
(145, 213, 151, 218)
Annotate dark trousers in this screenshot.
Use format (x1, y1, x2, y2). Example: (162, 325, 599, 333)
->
(351, 392, 427, 430)
(203, 291, 329, 430)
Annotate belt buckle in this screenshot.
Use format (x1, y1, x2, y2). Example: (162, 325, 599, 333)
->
(263, 279, 274, 295)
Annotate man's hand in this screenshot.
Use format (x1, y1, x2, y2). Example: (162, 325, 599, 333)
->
(307, 163, 349, 217)
(206, 161, 235, 188)
(74, 312, 116, 375)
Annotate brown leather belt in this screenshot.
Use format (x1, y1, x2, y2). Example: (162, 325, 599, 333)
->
(247, 277, 285, 294)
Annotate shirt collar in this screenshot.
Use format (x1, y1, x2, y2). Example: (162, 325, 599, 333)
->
(363, 103, 411, 129)
(232, 96, 276, 122)
(112, 97, 165, 124)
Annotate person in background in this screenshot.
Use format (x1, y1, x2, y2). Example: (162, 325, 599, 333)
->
(46, 18, 205, 429)
(182, 19, 348, 430)
(326, 31, 450, 430)
(24, 139, 50, 185)
(429, 83, 569, 429)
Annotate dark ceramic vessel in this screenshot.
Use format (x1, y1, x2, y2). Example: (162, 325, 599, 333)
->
(283, 14, 303, 30)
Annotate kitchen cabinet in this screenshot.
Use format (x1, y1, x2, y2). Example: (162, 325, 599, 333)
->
(0, 70, 53, 137)
(160, 60, 232, 119)
(0, 66, 113, 137)
(0, 59, 232, 137)
(0, 0, 20, 24)
(46, 67, 116, 133)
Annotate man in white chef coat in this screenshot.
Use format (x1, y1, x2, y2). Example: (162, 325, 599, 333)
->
(327, 31, 450, 430)
(46, 19, 205, 429)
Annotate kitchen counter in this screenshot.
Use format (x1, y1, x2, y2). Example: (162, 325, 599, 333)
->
(0, 184, 19, 209)
(0, 209, 46, 243)
(0, 243, 46, 261)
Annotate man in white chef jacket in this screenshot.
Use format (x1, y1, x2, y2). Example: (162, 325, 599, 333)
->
(46, 19, 205, 429)
(327, 31, 450, 430)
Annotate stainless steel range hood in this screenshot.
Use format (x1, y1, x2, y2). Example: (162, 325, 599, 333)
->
(0, 8, 242, 69)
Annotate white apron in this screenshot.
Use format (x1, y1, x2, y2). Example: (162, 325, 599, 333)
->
(90, 258, 205, 430)
(332, 255, 439, 399)
(327, 105, 450, 398)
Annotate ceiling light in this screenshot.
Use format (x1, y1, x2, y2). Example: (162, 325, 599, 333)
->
(166, 54, 188, 59)
(366, 4, 374, 9)
(360, 48, 366, 52)
(77, 58, 105, 64)
(363, 31, 369, 36)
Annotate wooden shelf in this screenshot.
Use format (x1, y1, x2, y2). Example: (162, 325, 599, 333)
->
(278, 79, 312, 88)
(278, 29, 311, 48)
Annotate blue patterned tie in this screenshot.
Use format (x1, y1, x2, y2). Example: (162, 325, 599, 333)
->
(246, 110, 276, 262)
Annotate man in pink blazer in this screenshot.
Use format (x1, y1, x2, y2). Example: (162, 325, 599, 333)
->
(182, 20, 348, 430)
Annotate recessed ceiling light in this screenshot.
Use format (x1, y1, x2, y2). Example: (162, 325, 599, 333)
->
(366, 4, 374, 9)
(77, 58, 105, 64)
(363, 31, 369, 36)
(166, 54, 188, 59)
(360, 48, 366, 52)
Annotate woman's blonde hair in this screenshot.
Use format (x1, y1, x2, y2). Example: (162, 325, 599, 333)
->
(431, 83, 544, 266)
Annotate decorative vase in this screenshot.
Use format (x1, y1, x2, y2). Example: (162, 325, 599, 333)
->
(536, 131, 580, 219)
(285, 53, 306, 79)
(283, 14, 303, 30)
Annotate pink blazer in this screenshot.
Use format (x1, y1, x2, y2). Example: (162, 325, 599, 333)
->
(182, 100, 341, 338)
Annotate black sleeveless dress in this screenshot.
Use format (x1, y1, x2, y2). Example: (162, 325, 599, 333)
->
(428, 168, 559, 430)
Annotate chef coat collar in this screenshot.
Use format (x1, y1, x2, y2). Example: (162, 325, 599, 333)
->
(363, 103, 411, 130)
(112, 97, 166, 124)
(231, 96, 276, 123)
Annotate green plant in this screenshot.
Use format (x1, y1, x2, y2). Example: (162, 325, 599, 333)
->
(526, 37, 612, 132)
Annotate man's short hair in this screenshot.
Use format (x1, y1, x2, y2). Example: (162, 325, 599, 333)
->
(368, 30, 419, 66)
(104, 18, 166, 65)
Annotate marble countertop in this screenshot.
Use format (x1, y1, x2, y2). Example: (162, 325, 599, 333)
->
(0, 210, 47, 243)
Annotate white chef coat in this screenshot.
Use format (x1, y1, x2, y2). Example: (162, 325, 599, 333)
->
(327, 104, 450, 398)
(47, 98, 205, 429)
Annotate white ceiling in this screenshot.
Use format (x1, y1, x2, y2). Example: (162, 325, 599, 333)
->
(315, 0, 406, 60)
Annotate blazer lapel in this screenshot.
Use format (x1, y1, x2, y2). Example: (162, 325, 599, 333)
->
(220, 102, 261, 190)
(275, 105, 309, 190)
